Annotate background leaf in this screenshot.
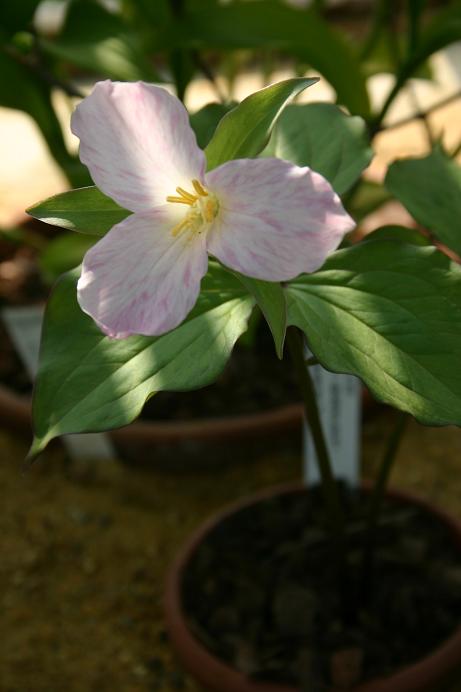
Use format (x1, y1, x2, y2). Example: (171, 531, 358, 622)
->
(0, 50, 88, 187)
(205, 77, 318, 170)
(190, 102, 236, 149)
(385, 147, 461, 257)
(39, 233, 97, 282)
(364, 225, 431, 246)
(155, 2, 370, 116)
(0, 0, 40, 35)
(39, 0, 157, 82)
(30, 264, 254, 456)
(264, 103, 372, 194)
(27, 187, 130, 235)
(287, 240, 461, 426)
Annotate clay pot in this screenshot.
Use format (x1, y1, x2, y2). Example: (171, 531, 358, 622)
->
(0, 383, 303, 465)
(165, 483, 461, 692)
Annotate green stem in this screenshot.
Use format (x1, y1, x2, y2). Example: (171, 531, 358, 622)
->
(286, 328, 346, 543)
(361, 412, 409, 597)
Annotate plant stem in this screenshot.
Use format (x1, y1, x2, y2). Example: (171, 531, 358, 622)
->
(286, 328, 346, 544)
(361, 411, 409, 598)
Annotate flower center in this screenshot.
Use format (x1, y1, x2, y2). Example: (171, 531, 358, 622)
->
(166, 179, 219, 237)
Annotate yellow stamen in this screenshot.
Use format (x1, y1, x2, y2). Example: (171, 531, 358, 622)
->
(192, 179, 208, 197)
(171, 217, 191, 237)
(166, 195, 195, 205)
(176, 186, 197, 202)
(203, 199, 218, 222)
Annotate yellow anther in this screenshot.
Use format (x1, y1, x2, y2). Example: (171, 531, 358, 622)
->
(192, 179, 208, 197)
(176, 186, 197, 203)
(166, 195, 195, 205)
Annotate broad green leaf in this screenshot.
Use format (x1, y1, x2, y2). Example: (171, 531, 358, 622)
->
(30, 264, 254, 456)
(27, 187, 130, 235)
(40, 0, 156, 82)
(154, 2, 370, 116)
(234, 274, 286, 359)
(287, 240, 461, 426)
(364, 225, 431, 246)
(205, 77, 318, 170)
(39, 233, 97, 282)
(190, 102, 236, 149)
(264, 103, 372, 195)
(385, 148, 461, 257)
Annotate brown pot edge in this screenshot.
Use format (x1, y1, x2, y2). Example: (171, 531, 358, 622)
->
(0, 382, 303, 444)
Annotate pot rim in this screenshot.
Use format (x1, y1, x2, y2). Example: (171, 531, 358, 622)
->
(0, 382, 303, 443)
(164, 482, 461, 692)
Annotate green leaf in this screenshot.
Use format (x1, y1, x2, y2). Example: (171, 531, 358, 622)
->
(234, 274, 286, 359)
(39, 233, 97, 282)
(385, 147, 461, 257)
(205, 77, 318, 170)
(190, 102, 236, 149)
(155, 2, 370, 116)
(40, 0, 156, 82)
(364, 225, 430, 246)
(30, 264, 254, 455)
(287, 240, 461, 426)
(264, 103, 372, 195)
(27, 187, 130, 236)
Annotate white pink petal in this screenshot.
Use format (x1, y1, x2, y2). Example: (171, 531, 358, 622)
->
(71, 81, 205, 213)
(77, 209, 208, 338)
(205, 158, 354, 280)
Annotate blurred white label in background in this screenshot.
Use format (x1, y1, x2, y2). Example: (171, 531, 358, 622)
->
(303, 358, 361, 487)
(2, 304, 115, 460)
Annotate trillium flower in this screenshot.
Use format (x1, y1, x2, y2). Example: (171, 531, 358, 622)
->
(73, 81, 355, 339)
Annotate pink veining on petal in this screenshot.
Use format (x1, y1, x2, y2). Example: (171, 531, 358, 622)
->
(77, 208, 208, 338)
(71, 81, 206, 213)
(205, 158, 354, 281)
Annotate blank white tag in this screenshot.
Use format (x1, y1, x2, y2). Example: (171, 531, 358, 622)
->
(303, 357, 361, 487)
(2, 304, 115, 460)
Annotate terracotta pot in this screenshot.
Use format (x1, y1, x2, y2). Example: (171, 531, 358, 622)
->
(0, 383, 303, 462)
(165, 483, 461, 692)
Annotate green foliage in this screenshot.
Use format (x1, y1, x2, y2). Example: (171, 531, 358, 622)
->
(347, 181, 392, 223)
(30, 264, 254, 457)
(364, 225, 430, 246)
(287, 240, 461, 426)
(155, 1, 370, 117)
(386, 147, 461, 256)
(205, 77, 318, 170)
(0, 0, 40, 35)
(190, 102, 236, 149)
(0, 51, 87, 187)
(39, 0, 157, 82)
(39, 233, 97, 283)
(27, 187, 130, 236)
(234, 274, 286, 359)
(264, 103, 373, 195)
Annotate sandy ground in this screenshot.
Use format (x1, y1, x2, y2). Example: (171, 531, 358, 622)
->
(1, 408, 461, 692)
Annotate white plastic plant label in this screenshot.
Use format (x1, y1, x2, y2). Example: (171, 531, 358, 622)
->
(303, 355, 361, 487)
(2, 304, 115, 460)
